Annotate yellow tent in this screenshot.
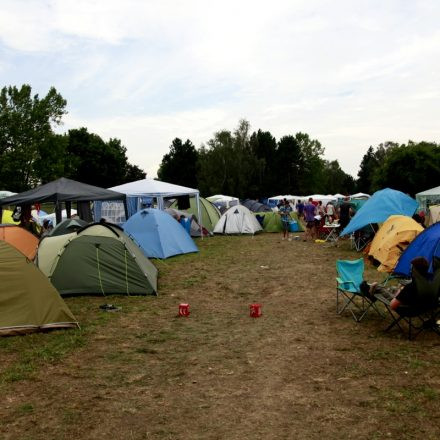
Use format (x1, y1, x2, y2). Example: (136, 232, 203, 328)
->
(368, 215, 423, 273)
(1, 209, 20, 225)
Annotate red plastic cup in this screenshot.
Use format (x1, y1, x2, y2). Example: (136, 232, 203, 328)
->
(179, 303, 190, 317)
(250, 303, 262, 318)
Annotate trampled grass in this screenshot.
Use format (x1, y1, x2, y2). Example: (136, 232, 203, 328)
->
(1, 234, 440, 439)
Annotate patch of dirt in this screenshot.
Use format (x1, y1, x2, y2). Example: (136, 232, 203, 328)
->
(1, 234, 440, 439)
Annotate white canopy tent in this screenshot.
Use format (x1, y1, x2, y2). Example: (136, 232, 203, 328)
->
(107, 179, 202, 232)
(350, 192, 370, 199)
(416, 185, 440, 213)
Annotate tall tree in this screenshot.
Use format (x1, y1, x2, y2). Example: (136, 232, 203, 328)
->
(157, 138, 199, 188)
(372, 141, 440, 196)
(249, 129, 277, 196)
(274, 135, 303, 195)
(65, 128, 145, 187)
(0, 84, 66, 191)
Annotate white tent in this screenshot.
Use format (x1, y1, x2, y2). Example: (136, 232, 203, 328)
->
(0, 191, 16, 199)
(206, 194, 239, 208)
(214, 205, 262, 235)
(108, 179, 202, 231)
(350, 192, 370, 199)
(416, 185, 440, 213)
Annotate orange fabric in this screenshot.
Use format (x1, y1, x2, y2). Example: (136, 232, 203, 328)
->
(0, 226, 38, 260)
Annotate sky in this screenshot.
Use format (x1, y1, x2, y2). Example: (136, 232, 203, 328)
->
(1, 0, 439, 179)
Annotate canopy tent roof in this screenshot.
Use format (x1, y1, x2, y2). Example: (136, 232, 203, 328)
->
(206, 194, 239, 203)
(350, 192, 370, 199)
(0, 191, 16, 199)
(340, 188, 418, 236)
(416, 185, 440, 212)
(0, 178, 125, 205)
(416, 185, 440, 196)
(109, 178, 199, 198)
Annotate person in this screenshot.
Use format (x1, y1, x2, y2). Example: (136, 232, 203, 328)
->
(326, 202, 336, 224)
(40, 219, 53, 238)
(19, 205, 41, 236)
(338, 197, 353, 232)
(317, 201, 326, 217)
(296, 199, 305, 219)
(303, 197, 317, 241)
(278, 199, 292, 240)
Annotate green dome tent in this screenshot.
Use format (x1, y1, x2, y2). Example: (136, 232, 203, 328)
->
(255, 211, 304, 233)
(37, 223, 158, 296)
(0, 241, 78, 336)
(170, 197, 220, 233)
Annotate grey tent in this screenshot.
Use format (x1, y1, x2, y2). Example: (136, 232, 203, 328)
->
(242, 199, 272, 212)
(0, 177, 127, 223)
(50, 218, 88, 236)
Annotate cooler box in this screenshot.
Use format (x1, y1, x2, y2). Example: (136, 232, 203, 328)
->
(289, 220, 299, 232)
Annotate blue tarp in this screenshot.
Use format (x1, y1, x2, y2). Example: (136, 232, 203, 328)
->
(123, 208, 198, 259)
(394, 222, 440, 276)
(340, 188, 418, 236)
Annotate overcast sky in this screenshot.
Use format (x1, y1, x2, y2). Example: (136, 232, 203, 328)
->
(1, 0, 439, 178)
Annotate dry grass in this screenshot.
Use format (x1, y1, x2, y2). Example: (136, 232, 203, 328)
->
(1, 234, 440, 439)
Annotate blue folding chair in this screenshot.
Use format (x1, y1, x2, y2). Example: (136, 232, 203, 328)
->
(336, 258, 383, 322)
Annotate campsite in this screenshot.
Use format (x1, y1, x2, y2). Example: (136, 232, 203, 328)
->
(2, 234, 440, 439)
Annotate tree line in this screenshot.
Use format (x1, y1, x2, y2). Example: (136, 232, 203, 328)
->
(0, 85, 145, 192)
(159, 120, 440, 199)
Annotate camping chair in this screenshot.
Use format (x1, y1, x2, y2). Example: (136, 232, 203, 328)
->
(336, 258, 383, 322)
(375, 264, 440, 339)
(350, 225, 375, 251)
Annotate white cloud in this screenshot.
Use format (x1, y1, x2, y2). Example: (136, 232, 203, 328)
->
(1, 0, 440, 179)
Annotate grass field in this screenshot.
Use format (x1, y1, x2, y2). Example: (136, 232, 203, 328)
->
(1, 234, 440, 439)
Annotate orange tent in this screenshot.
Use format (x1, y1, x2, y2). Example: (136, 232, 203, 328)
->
(0, 225, 39, 260)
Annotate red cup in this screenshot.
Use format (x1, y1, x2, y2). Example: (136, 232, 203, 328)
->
(179, 303, 190, 317)
(250, 303, 262, 318)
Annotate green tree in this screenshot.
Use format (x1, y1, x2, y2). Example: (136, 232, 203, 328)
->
(323, 160, 356, 195)
(249, 130, 277, 196)
(274, 135, 303, 194)
(65, 128, 145, 187)
(157, 138, 199, 188)
(372, 141, 440, 196)
(0, 84, 66, 191)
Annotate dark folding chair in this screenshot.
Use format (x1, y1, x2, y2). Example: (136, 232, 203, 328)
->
(336, 258, 383, 322)
(375, 264, 440, 339)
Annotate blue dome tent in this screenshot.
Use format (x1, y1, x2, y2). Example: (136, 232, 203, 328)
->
(123, 209, 198, 259)
(394, 222, 440, 277)
(340, 188, 418, 236)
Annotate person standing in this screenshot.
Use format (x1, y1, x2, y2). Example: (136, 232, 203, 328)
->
(279, 199, 292, 240)
(303, 198, 317, 241)
(338, 197, 353, 232)
(296, 199, 305, 219)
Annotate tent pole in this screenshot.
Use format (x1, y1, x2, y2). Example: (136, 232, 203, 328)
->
(196, 193, 203, 240)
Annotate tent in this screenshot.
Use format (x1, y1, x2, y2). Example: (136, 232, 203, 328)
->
(206, 195, 239, 209)
(340, 188, 418, 236)
(123, 209, 198, 259)
(0, 240, 78, 336)
(255, 211, 304, 233)
(37, 223, 158, 296)
(368, 215, 424, 273)
(427, 205, 440, 226)
(416, 185, 440, 213)
(1, 209, 20, 225)
(50, 218, 88, 237)
(165, 208, 205, 237)
(0, 225, 39, 259)
(242, 199, 272, 213)
(350, 192, 370, 199)
(394, 222, 440, 277)
(0, 178, 126, 224)
(107, 178, 202, 227)
(170, 197, 220, 233)
(214, 205, 263, 235)
(0, 191, 16, 199)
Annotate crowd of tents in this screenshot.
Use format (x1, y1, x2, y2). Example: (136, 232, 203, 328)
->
(1, 176, 439, 337)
